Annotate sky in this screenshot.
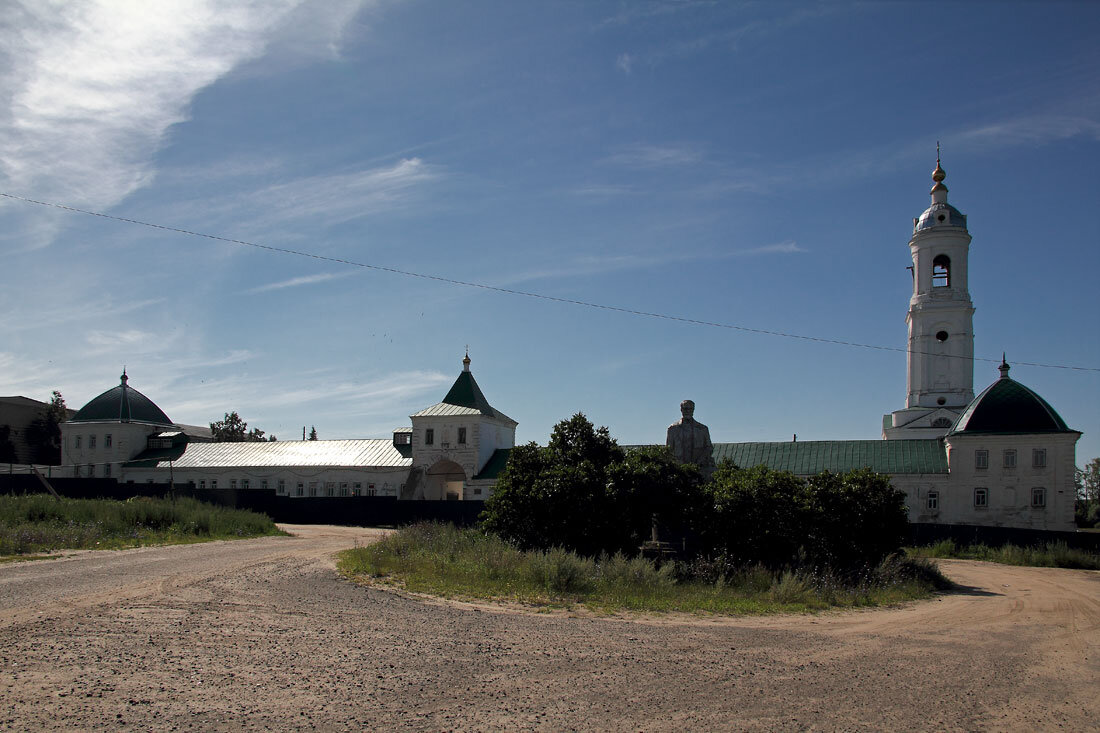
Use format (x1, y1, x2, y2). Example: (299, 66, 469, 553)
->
(1, 0, 1098, 461)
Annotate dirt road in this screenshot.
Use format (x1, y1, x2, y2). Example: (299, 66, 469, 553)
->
(1, 525, 1097, 731)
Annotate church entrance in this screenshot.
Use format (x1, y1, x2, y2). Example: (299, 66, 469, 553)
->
(422, 459, 466, 501)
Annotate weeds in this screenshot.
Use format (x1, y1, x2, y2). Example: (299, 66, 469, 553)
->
(909, 540, 1100, 570)
(339, 522, 949, 614)
(0, 493, 285, 555)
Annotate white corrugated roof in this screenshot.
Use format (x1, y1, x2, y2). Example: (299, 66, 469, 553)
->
(410, 403, 484, 417)
(146, 439, 411, 469)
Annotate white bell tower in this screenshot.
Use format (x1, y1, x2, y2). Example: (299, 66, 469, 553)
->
(884, 152, 975, 439)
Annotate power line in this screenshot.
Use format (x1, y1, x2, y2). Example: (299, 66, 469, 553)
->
(3, 191, 1097, 373)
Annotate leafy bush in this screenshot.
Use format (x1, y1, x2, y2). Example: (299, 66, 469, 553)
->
(480, 414, 702, 556)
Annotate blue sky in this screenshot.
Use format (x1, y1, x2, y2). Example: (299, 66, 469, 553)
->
(1, 0, 1098, 461)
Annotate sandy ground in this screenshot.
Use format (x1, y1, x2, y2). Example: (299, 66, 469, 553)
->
(0, 525, 1097, 732)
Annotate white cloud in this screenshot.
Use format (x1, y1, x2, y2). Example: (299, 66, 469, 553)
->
(237, 158, 442, 226)
(0, 0, 375, 248)
(616, 53, 634, 74)
(953, 114, 1100, 149)
(603, 143, 702, 168)
(245, 271, 356, 294)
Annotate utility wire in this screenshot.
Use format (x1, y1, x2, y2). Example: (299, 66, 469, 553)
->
(3, 191, 1097, 373)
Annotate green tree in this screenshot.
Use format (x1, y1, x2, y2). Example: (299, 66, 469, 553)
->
(24, 390, 66, 464)
(308, 426, 318, 441)
(703, 462, 807, 569)
(1076, 458, 1100, 527)
(210, 412, 275, 442)
(803, 468, 909, 570)
(481, 414, 703, 556)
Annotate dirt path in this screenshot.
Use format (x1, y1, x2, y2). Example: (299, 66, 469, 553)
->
(1, 526, 1097, 731)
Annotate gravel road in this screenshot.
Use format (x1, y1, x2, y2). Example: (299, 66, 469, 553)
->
(1, 524, 1097, 731)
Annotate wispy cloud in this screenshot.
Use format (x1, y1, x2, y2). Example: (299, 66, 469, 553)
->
(501, 240, 805, 285)
(246, 271, 356, 294)
(237, 158, 442, 226)
(603, 143, 702, 168)
(953, 114, 1100, 149)
(615, 53, 634, 74)
(0, 0, 374, 248)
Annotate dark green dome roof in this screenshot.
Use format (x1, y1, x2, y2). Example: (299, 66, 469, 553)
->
(70, 371, 173, 426)
(949, 361, 1074, 436)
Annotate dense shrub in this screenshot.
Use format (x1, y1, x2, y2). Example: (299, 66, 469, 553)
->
(480, 414, 701, 556)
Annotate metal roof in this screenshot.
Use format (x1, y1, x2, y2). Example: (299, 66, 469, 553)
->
(411, 403, 485, 418)
(711, 439, 948, 475)
(126, 439, 412, 470)
(473, 448, 512, 480)
(69, 373, 173, 426)
(949, 371, 1075, 436)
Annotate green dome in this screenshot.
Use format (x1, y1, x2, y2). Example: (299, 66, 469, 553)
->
(949, 361, 1073, 436)
(69, 371, 174, 426)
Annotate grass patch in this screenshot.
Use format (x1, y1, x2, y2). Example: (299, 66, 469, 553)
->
(0, 493, 286, 556)
(908, 539, 1100, 570)
(338, 522, 950, 615)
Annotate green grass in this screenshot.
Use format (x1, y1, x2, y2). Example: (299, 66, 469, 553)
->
(0, 493, 286, 555)
(338, 522, 951, 615)
(909, 539, 1100, 570)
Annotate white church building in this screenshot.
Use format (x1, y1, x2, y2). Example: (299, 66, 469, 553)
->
(60, 354, 516, 501)
(57, 160, 1080, 530)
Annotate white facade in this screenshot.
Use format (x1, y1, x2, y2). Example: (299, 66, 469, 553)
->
(885, 159, 975, 440)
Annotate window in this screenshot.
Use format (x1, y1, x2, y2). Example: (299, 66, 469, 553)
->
(1032, 449, 1046, 468)
(458, 427, 467, 445)
(1003, 449, 1017, 469)
(211, 480, 217, 489)
(975, 450, 989, 470)
(260, 479, 268, 490)
(931, 417, 952, 428)
(103, 464, 111, 478)
(1031, 488, 1046, 508)
(425, 428, 434, 446)
(277, 479, 285, 494)
(339, 482, 349, 497)
(105, 434, 112, 448)
(473, 487, 482, 496)
(309, 482, 318, 497)
(325, 481, 335, 497)
(231, 479, 238, 489)
(199, 480, 206, 489)
(353, 482, 362, 497)
(932, 254, 950, 287)
(74, 465, 80, 477)
(74, 435, 82, 449)
(367, 483, 377, 497)
(89, 435, 97, 449)
(242, 479, 250, 489)
(296, 482, 304, 497)
(926, 491, 939, 511)
(974, 488, 988, 508)
(89, 465, 94, 477)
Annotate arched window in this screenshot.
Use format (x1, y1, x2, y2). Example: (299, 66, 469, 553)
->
(932, 254, 950, 287)
(931, 417, 952, 428)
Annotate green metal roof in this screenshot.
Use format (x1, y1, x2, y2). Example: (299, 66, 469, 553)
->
(473, 448, 511, 480)
(949, 366, 1074, 436)
(69, 372, 173, 426)
(423, 367, 516, 424)
(711, 439, 948, 475)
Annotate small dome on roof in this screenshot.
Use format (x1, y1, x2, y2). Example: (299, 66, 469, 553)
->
(915, 202, 967, 232)
(69, 370, 174, 426)
(949, 362, 1074, 436)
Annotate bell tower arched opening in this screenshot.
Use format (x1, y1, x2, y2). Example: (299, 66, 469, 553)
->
(932, 254, 950, 287)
